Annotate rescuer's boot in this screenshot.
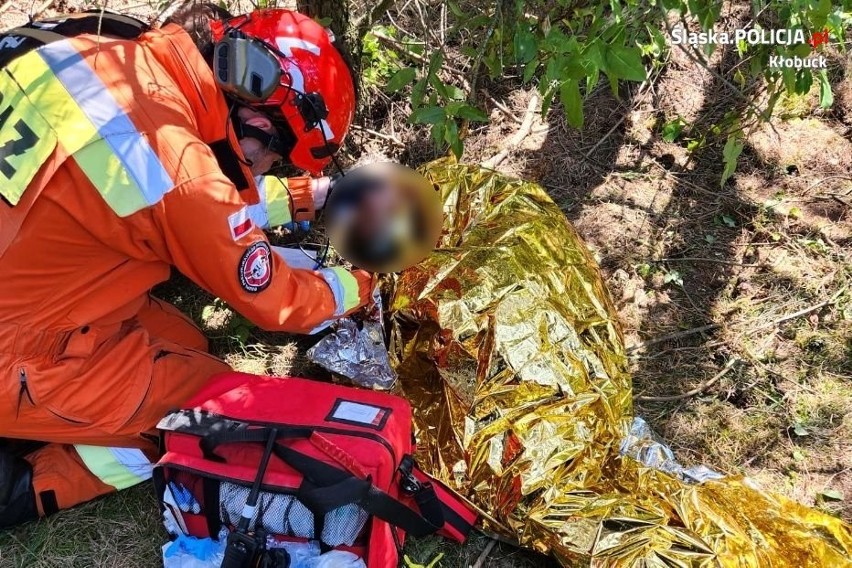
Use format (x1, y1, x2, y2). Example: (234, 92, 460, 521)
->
(0, 449, 38, 528)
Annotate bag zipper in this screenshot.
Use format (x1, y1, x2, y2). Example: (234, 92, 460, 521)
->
(214, 413, 399, 469)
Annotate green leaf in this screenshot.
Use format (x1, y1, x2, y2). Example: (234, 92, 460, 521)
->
(411, 78, 427, 106)
(663, 270, 683, 287)
(661, 117, 686, 142)
(793, 424, 809, 436)
(455, 104, 489, 122)
(605, 44, 647, 82)
(560, 79, 584, 128)
(522, 59, 540, 84)
(444, 119, 463, 158)
(385, 67, 416, 93)
(411, 106, 446, 125)
(431, 120, 446, 147)
(514, 27, 537, 64)
(794, 70, 813, 95)
(428, 74, 449, 99)
(818, 71, 834, 109)
(445, 84, 466, 101)
(720, 214, 737, 228)
(819, 489, 844, 502)
(721, 134, 744, 187)
(427, 50, 444, 77)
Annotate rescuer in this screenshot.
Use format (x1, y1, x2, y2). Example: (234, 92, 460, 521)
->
(0, 6, 374, 525)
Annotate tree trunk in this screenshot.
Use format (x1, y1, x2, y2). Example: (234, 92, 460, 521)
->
(296, 0, 350, 44)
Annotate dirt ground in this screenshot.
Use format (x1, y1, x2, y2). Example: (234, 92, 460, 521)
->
(0, 1, 850, 567)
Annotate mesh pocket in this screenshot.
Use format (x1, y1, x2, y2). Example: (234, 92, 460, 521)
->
(219, 482, 369, 547)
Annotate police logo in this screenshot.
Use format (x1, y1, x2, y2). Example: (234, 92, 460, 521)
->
(238, 242, 272, 293)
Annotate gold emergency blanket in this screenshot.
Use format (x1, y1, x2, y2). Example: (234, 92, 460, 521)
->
(387, 162, 852, 567)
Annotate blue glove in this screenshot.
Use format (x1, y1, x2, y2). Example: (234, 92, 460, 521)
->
(283, 220, 311, 232)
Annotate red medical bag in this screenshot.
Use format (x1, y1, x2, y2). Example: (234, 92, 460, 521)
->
(154, 372, 477, 567)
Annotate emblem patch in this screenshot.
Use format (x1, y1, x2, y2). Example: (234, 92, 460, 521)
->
(238, 242, 272, 293)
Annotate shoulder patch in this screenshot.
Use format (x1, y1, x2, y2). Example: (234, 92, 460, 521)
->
(238, 241, 272, 293)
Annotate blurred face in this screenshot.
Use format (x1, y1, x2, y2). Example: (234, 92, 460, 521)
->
(236, 106, 283, 176)
(326, 163, 442, 273)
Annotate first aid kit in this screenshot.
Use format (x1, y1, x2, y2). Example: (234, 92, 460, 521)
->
(154, 372, 477, 567)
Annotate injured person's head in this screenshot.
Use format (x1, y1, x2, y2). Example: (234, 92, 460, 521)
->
(324, 163, 442, 273)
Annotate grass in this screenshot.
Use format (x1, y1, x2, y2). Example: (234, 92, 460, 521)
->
(0, 486, 556, 568)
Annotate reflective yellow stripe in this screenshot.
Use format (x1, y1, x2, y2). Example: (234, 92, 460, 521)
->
(39, 40, 173, 216)
(0, 64, 57, 204)
(320, 266, 361, 315)
(7, 50, 97, 154)
(73, 139, 148, 216)
(263, 176, 294, 227)
(75, 445, 152, 490)
(1, 41, 172, 217)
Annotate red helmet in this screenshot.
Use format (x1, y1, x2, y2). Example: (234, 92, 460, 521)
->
(210, 9, 356, 175)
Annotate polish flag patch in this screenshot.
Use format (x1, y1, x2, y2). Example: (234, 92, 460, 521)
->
(228, 208, 254, 241)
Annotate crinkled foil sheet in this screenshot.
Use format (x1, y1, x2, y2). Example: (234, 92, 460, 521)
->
(386, 162, 852, 567)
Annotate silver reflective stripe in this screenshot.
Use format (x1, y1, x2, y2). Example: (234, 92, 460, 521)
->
(39, 40, 174, 207)
(248, 175, 271, 228)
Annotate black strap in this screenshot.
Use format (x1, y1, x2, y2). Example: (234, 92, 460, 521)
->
(208, 139, 250, 191)
(7, 28, 66, 45)
(202, 477, 221, 536)
(0, 11, 148, 68)
(272, 443, 444, 538)
(236, 121, 287, 156)
(199, 426, 314, 462)
(38, 490, 59, 516)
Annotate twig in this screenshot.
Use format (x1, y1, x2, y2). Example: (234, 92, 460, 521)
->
(583, 114, 628, 160)
(801, 175, 852, 195)
(750, 286, 847, 333)
(636, 356, 742, 402)
(481, 94, 538, 168)
(471, 538, 498, 568)
(483, 92, 521, 123)
(655, 257, 762, 267)
(352, 124, 405, 147)
(627, 323, 721, 353)
(28, 0, 53, 19)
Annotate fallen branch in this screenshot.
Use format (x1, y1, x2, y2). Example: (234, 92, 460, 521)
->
(636, 356, 741, 402)
(471, 538, 498, 568)
(481, 94, 538, 168)
(628, 286, 847, 353)
(627, 323, 721, 353)
(750, 286, 847, 333)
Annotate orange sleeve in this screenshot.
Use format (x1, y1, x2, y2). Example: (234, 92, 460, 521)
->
(152, 173, 372, 334)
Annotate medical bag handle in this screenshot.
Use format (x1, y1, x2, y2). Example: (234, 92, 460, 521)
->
(199, 426, 313, 462)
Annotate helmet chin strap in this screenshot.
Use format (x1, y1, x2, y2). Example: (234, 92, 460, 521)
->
(232, 114, 287, 157)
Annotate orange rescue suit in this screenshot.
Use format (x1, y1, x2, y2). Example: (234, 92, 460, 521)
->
(0, 23, 371, 515)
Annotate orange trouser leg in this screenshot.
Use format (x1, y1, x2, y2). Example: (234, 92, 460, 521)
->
(3, 296, 230, 515)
